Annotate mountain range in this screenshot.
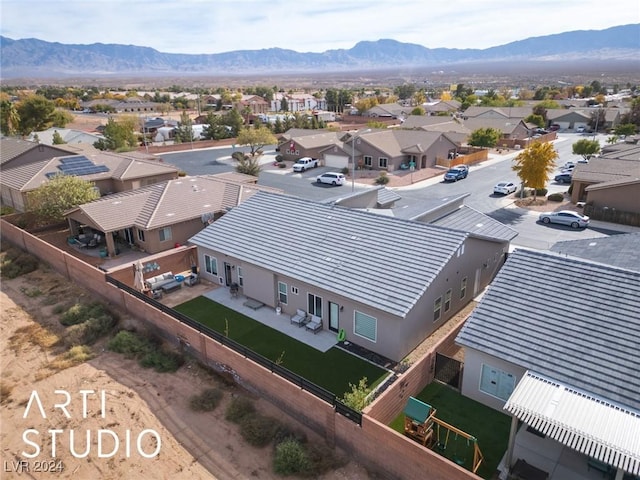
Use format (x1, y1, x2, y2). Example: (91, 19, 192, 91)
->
(1, 24, 638, 78)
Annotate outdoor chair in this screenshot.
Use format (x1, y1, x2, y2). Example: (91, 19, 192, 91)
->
(290, 309, 308, 327)
(305, 315, 322, 334)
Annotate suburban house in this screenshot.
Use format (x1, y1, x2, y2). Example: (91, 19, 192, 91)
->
(27, 127, 105, 146)
(81, 97, 161, 113)
(462, 117, 532, 144)
(460, 106, 533, 121)
(569, 146, 640, 215)
(364, 103, 410, 119)
(188, 191, 511, 362)
(0, 140, 179, 212)
(422, 99, 461, 115)
(202, 94, 269, 114)
(271, 92, 327, 112)
(550, 232, 640, 273)
(65, 174, 281, 257)
(456, 248, 640, 480)
(277, 129, 348, 167)
(343, 128, 461, 172)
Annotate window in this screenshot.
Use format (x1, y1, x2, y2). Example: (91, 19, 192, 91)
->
(433, 297, 442, 322)
(479, 364, 516, 401)
(307, 293, 322, 318)
(237, 267, 243, 287)
(278, 282, 288, 305)
(137, 229, 145, 242)
(354, 311, 377, 342)
(159, 227, 172, 242)
(364, 156, 372, 167)
(444, 289, 452, 312)
(378, 157, 388, 168)
(204, 255, 218, 275)
(460, 277, 467, 299)
(291, 286, 299, 295)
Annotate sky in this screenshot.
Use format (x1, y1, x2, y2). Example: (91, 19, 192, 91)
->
(1, 0, 637, 55)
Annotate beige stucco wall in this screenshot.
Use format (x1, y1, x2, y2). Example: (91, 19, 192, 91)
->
(586, 182, 640, 214)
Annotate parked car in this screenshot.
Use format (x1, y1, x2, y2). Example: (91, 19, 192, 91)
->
(554, 173, 573, 184)
(316, 172, 345, 186)
(292, 157, 319, 172)
(538, 210, 589, 229)
(493, 181, 517, 195)
(549, 124, 561, 131)
(561, 165, 575, 174)
(576, 126, 586, 133)
(443, 165, 469, 182)
(562, 161, 576, 170)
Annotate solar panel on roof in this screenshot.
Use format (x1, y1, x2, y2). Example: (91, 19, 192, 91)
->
(55, 155, 109, 176)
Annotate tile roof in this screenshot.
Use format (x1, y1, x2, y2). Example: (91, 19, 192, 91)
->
(67, 175, 281, 232)
(549, 233, 640, 272)
(571, 158, 640, 183)
(358, 129, 445, 158)
(456, 248, 640, 411)
(189, 191, 469, 317)
(430, 205, 518, 242)
(0, 138, 76, 165)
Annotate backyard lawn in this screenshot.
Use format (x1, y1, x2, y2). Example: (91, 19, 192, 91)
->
(175, 296, 387, 398)
(390, 382, 511, 480)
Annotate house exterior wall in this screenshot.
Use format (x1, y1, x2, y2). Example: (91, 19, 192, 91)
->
(1, 187, 27, 211)
(586, 182, 640, 214)
(142, 219, 205, 254)
(460, 347, 527, 412)
(194, 236, 506, 362)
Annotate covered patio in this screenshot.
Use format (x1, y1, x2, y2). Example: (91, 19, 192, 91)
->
(500, 371, 640, 480)
(203, 287, 338, 353)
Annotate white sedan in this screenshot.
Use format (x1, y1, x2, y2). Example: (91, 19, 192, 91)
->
(538, 210, 590, 229)
(493, 181, 517, 195)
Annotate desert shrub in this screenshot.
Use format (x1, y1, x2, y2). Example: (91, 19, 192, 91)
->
(139, 349, 184, 373)
(0, 381, 14, 404)
(59, 301, 116, 327)
(0, 248, 39, 279)
(52, 304, 66, 315)
(66, 314, 118, 345)
(340, 167, 349, 175)
(547, 192, 564, 202)
(189, 388, 224, 412)
(239, 413, 280, 447)
(535, 188, 548, 196)
(374, 171, 390, 185)
(273, 425, 307, 447)
(341, 377, 370, 412)
(49, 345, 94, 370)
(225, 396, 256, 423)
(108, 330, 153, 357)
(275, 154, 284, 162)
(0, 205, 15, 216)
(273, 439, 311, 476)
(306, 442, 346, 475)
(231, 151, 247, 162)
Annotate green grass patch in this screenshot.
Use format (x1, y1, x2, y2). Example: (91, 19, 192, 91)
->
(390, 382, 510, 479)
(175, 297, 387, 397)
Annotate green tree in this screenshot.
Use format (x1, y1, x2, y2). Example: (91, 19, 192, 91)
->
(27, 174, 100, 224)
(280, 97, 289, 112)
(468, 128, 501, 148)
(411, 106, 425, 116)
(97, 117, 137, 151)
(51, 109, 74, 128)
(16, 94, 56, 135)
(52, 130, 65, 144)
(222, 109, 244, 137)
(512, 142, 559, 200)
(572, 139, 600, 161)
(0, 98, 20, 135)
(613, 123, 637, 136)
(174, 111, 194, 143)
(524, 114, 545, 128)
(394, 84, 416, 100)
(620, 97, 640, 127)
(236, 126, 277, 157)
(341, 377, 370, 412)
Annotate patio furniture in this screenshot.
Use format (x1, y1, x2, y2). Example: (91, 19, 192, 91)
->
(230, 283, 239, 297)
(160, 279, 182, 293)
(290, 309, 308, 327)
(510, 459, 548, 480)
(305, 315, 322, 334)
(145, 272, 175, 291)
(243, 298, 265, 310)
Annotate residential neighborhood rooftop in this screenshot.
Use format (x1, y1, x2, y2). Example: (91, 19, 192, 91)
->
(550, 232, 640, 272)
(456, 248, 640, 412)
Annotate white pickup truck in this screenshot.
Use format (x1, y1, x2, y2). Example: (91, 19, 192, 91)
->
(292, 157, 319, 172)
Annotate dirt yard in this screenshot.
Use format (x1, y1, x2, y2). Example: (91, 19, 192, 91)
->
(0, 265, 370, 480)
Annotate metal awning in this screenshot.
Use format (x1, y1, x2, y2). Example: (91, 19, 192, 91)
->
(504, 371, 640, 475)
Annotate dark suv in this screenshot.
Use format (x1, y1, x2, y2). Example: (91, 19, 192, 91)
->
(444, 165, 469, 182)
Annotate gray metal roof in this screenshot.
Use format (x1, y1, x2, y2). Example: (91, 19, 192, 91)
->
(550, 233, 640, 272)
(189, 191, 469, 317)
(456, 248, 640, 411)
(430, 205, 518, 242)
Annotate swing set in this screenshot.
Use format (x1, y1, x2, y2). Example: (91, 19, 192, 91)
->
(403, 397, 484, 474)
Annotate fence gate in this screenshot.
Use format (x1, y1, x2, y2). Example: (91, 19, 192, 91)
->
(434, 353, 463, 390)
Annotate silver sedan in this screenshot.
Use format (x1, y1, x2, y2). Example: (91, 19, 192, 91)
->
(538, 210, 589, 229)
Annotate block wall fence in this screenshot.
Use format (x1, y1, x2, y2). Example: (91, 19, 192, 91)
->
(1, 219, 478, 480)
